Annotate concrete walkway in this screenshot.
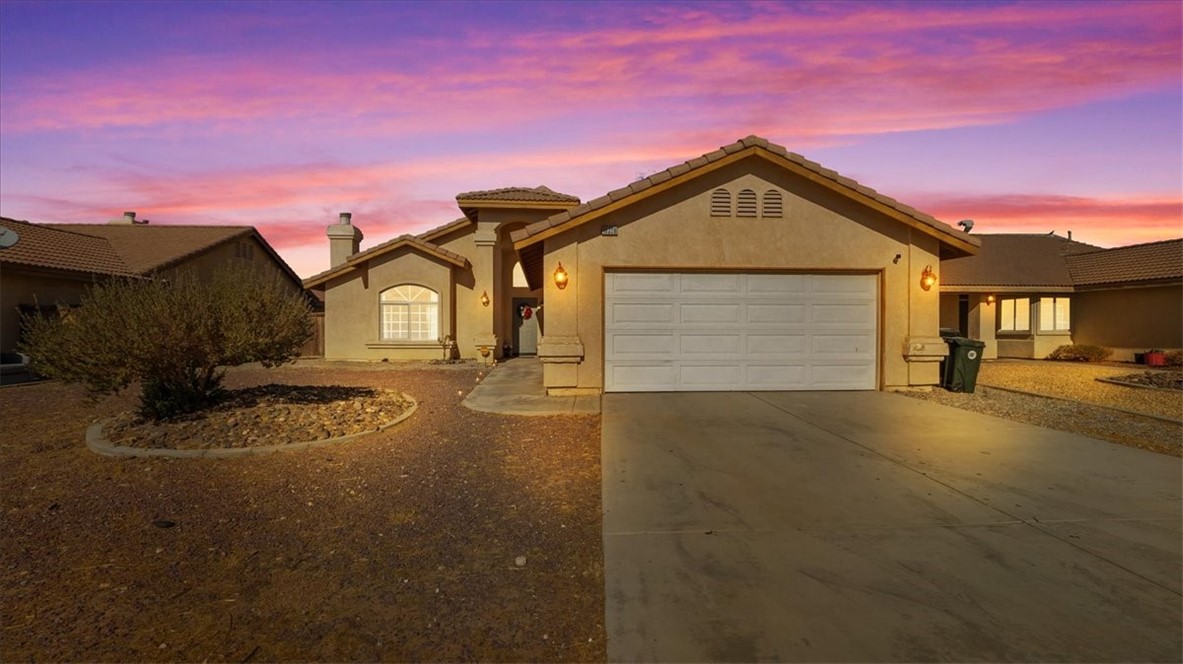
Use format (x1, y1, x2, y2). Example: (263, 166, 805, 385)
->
(603, 390, 1182, 662)
(463, 357, 600, 415)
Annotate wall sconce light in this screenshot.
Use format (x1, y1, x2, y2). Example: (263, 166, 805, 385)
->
(553, 262, 569, 290)
(986, 294, 996, 304)
(920, 265, 937, 291)
(480, 290, 490, 307)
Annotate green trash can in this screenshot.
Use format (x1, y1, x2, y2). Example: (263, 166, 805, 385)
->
(942, 337, 986, 393)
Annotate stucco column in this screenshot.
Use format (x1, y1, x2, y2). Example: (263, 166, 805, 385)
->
(968, 295, 997, 359)
(538, 240, 584, 394)
(470, 223, 499, 358)
(902, 237, 946, 387)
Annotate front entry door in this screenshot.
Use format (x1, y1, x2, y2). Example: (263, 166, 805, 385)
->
(513, 298, 540, 355)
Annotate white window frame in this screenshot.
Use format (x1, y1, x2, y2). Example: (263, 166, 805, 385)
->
(999, 297, 1030, 332)
(379, 285, 439, 341)
(1039, 296, 1070, 332)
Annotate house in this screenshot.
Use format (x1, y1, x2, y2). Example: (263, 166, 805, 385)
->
(939, 234, 1183, 361)
(306, 135, 980, 394)
(0, 212, 308, 355)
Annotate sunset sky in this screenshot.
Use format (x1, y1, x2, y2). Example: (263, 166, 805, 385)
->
(1, 0, 1180, 278)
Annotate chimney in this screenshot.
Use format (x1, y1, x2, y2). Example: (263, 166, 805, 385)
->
(108, 211, 149, 225)
(327, 212, 363, 268)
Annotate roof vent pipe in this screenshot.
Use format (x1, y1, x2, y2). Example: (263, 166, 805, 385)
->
(1068, 230, 1072, 240)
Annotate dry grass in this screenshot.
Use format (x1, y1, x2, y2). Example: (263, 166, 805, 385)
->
(0, 362, 605, 663)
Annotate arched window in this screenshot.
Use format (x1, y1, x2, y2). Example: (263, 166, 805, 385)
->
(380, 285, 439, 341)
(736, 189, 757, 217)
(762, 190, 783, 217)
(512, 261, 529, 288)
(710, 188, 731, 217)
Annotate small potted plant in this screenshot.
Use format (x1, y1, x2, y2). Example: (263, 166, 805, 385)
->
(1144, 349, 1167, 367)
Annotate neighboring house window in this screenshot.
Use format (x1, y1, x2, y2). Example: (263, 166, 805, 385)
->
(1039, 297, 1071, 332)
(710, 188, 731, 217)
(762, 190, 783, 217)
(380, 285, 439, 341)
(999, 297, 1030, 332)
(736, 189, 758, 217)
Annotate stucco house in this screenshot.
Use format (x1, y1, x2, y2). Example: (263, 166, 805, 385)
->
(306, 135, 980, 394)
(940, 234, 1183, 361)
(0, 212, 307, 355)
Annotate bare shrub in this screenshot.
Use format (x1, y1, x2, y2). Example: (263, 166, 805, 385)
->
(1046, 344, 1113, 362)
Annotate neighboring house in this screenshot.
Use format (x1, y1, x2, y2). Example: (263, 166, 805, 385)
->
(306, 135, 979, 394)
(940, 234, 1183, 361)
(0, 212, 307, 355)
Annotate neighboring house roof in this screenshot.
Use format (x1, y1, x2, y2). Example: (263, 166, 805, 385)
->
(0, 217, 137, 277)
(303, 233, 469, 288)
(940, 234, 1101, 289)
(54, 223, 253, 273)
(510, 135, 980, 258)
(940, 234, 1183, 292)
(1, 217, 305, 289)
(1065, 238, 1183, 287)
(455, 185, 580, 204)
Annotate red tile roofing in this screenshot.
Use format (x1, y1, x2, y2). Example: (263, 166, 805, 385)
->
(53, 224, 253, 273)
(940, 234, 1101, 288)
(456, 185, 579, 203)
(1066, 238, 1183, 287)
(0, 217, 136, 277)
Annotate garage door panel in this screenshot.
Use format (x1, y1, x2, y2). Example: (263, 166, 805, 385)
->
(812, 302, 876, 325)
(679, 364, 742, 389)
(609, 272, 676, 296)
(610, 302, 675, 325)
(608, 363, 677, 391)
(681, 273, 742, 294)
(812, 333, 876, 354)
(680, 334, 741, 355)
(747, 303, 807, 324)
(609, 333, 675, 357)
(680, 303, 741, 324)
(604, 272, 878, 392)
(748, 274, 809, 293)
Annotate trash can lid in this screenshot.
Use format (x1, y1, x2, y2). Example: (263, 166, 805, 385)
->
(953, 338, 986, 348)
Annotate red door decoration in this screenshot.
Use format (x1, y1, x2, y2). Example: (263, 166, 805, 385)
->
(520, 305, 533, 320)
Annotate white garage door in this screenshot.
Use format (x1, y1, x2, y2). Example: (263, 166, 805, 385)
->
(604, 272, 878, 392)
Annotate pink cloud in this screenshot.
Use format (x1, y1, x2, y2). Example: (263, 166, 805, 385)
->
(913, 193, 1183, 246)
(2, 2, 1177, 143)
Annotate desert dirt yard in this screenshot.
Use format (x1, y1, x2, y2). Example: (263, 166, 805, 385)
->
(0, 361, 604, 663)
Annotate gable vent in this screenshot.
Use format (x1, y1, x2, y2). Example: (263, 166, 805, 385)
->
(736, 189, 757, 217)
(762, 190, 783, 218)
(710, 188, 731, 217)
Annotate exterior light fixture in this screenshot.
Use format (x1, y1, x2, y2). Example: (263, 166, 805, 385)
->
(986, 294, 996, 304)
(480, 290, 490, 307)
(920, 265, 936, 291)
(553, 262, 569, 290)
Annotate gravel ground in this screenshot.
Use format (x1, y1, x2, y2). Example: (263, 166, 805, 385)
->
(0, 361, 604, 663)
(905, 360, 1182, 457)
(977, 360, 1182, 420)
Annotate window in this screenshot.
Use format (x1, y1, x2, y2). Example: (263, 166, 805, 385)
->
(999, 297, 1030, 332)
(762, 190, 783, 217)
(1039, 297, 1070, 332)
(736, 189, 757, 217)
(710, 188, 731, 216)
(380, 285, 439, 341)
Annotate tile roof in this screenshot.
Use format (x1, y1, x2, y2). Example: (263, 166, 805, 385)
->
(54, 223, 253, 273)
(1065, 238, 1183, 287)
(455, 185, 580, 203)
(418, 216, 472, 243)
(940, 234, 1100, 288)
(302, 234, 468, 288)
(510, 135, 979, 256)
(0, 217, 136, 277)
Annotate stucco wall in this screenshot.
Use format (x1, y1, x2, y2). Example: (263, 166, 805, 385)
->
(537, 158, 945, 392)
(0, 269, 99, 354)
(323, 247, 455, 361)
(1073, 284, 1183, 360)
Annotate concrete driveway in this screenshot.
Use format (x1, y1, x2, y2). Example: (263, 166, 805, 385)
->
(602, 391, 1182, 662)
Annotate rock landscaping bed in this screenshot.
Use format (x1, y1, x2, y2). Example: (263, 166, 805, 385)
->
(0, 361, 605, 663)
(103, 384, 414, 450)
(1101, 371, 1183, 391)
